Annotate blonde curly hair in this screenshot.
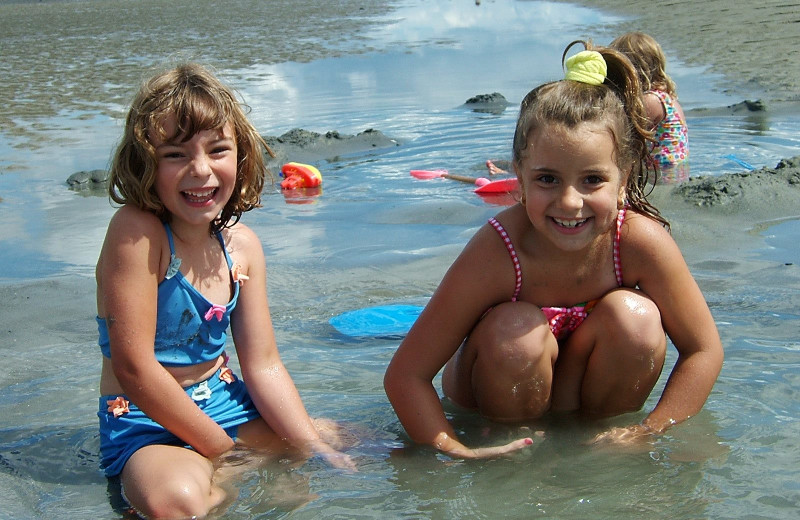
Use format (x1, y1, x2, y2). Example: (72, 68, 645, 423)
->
(610, 32, 677, 96)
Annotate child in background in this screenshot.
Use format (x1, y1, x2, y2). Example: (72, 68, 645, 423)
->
(489, 32, 689, 182)
(385, 41, 722, 458)
(611, 31, 689, 181)
(96, 64, 353, 519)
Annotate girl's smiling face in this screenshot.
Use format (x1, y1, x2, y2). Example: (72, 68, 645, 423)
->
(151, 116, 238, 232)
(515, 121, 627, 252)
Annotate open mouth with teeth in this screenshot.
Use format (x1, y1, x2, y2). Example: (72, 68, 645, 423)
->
(551, 217, 589, 229)
(182, 188, 218, 205)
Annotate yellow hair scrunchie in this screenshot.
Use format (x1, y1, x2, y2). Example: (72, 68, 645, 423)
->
(564, 50, 607, 86)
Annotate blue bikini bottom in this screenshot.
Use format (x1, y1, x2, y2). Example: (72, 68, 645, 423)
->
(97, 367, 260, 477)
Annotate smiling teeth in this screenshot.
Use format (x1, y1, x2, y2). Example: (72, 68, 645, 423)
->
(183, 188, 216, 199)
(553, 217, 586, 228)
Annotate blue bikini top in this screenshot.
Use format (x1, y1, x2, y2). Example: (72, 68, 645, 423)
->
(97, 222, 239, 366)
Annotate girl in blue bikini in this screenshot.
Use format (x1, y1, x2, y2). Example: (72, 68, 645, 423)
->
(96, 63, 354, 519)
(385, 41, 723, 458)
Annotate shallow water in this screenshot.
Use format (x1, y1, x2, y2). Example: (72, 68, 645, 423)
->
(0, 0, 799, 518)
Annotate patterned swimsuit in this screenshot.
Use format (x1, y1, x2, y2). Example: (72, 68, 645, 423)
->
(488, 208, 626, 340)
(648, 90, 688, 167)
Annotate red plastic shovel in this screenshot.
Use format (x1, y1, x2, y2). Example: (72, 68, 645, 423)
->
(473, 177, 519, 194)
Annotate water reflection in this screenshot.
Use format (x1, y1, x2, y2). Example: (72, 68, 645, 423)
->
(0, 0, 401, 144)
(0, 2, 799, 518)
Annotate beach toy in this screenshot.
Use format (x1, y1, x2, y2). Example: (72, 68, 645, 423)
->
(282, 185, 322, 204)
(722, 154, 755, 170)
(474, 177, 519, 194)
(410, 168, 519, 196)
(410, 169, 490, 186)
(280, 162, 322, 189)
(329, 304, 424, 337)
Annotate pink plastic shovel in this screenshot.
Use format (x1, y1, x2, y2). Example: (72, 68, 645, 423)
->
(410, 169, 490, 185)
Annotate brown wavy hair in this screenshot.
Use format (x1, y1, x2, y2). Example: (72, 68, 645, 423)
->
(109, 63, 274, 233)
(512, 40, 668, 229)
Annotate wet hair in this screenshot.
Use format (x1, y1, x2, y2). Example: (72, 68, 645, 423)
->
(512, 40, 668, 228)
(109, 63, 274, 233)
(609, 32, 676, 96)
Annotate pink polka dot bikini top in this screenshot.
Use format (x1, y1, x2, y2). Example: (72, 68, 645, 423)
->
(488, 207, 626, 340)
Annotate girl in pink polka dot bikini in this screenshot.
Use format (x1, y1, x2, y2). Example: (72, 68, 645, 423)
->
(385, 41, 722, 459)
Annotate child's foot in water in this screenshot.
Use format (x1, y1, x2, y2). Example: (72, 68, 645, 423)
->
(486, 159, 509, 175)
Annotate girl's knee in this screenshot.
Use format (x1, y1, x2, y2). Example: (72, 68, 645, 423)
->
(130, 476, 224, 519)
(122, 447, 223, 519)
(597, 290, 665, 352)
(466, 303, 557, 420)
(471, 302, 555, 363)
(580, 292, 666, 410)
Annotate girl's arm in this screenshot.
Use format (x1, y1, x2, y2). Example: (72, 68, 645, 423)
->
(99, 207, 234, 458)
(227, 225, 353, 469)
(384, 223, 534, 458)
(621, 214, 724, 434)
(643, 91, 667, 129)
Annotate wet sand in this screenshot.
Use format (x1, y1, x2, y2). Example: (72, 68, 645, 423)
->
(562, 0, 800, 104)
(550, 0, 800, 258)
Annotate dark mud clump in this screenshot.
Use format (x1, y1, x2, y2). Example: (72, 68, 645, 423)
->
(262, 128, 400, 169)
(463, 92, 510, 114)
(67, 128, 401, 190)
(673, 156, 800, 209)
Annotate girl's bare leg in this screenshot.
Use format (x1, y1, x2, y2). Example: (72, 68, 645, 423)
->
(121, 444, 225, 519)
(443, 302, 558, 421)
(551, 289, 667, 415)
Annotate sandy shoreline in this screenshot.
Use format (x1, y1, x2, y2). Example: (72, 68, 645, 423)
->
(563, 0, 800, 105)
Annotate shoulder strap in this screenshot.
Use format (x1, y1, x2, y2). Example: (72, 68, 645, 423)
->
(613, 208, 626, 286)
(215, 230, 233, 268)
(163, 222, 176, 254)
(488, 217, 522, 301)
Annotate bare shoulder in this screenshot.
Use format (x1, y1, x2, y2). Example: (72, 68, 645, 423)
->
(620, 211, 687, 283)
(105, 205, 164, 242)
(223, 222, 265, 272)
(224, 222, 262, 252)
(98, 205, 166, 272)
(622, 211, 677, 252)
(643, 91, 666, 125)
(96, 206, 165, 314)
(461, 206, 520, 259)
(445, 205, 526, 306)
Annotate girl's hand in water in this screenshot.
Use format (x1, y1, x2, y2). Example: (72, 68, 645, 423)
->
(309, 440, 358, 472)
(591, 424, 655, 446)
(436, 432, 540, 459)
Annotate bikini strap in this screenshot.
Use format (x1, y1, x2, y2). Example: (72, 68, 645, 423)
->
(646, 89, 668, 105)
(163, 223, 232, 272)
(613, 207, 626, 286)
(163, 222, 176, 254)
(488, 217, 522, 302)
(215, 230, 234, 269)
